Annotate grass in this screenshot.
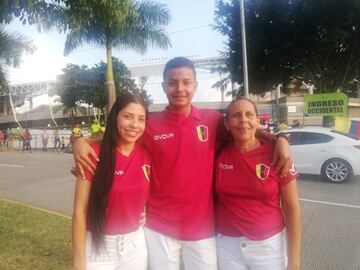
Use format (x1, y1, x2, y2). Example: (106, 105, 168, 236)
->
(0, 199, 72, 270)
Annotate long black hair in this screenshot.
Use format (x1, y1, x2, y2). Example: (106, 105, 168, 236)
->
(88, 93, 148, 253)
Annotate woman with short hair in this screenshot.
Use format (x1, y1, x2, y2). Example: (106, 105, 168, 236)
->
(215, 97, 301, 270)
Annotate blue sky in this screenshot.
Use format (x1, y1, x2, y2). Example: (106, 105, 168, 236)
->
(5, 0, 229, 103)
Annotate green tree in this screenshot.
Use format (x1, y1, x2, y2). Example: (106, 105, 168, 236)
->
(214, 0, 360, 97)
(56, 57, 150, 123)
(56, 64, 88, 124)
(62, 0, 170, 111)
(1, 0, 66, 31)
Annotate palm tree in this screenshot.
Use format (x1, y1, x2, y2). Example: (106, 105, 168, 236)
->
(63, 0, 171, 111)
(0, 27, 35, 128)
(0, 27, 35, 89)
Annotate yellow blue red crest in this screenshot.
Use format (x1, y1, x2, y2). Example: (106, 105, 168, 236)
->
(196, 125, 208, 142)
(256, 164, 270, 180)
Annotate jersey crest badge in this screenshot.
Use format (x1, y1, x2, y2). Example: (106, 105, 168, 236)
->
(256, 164, 270, 180)
(196, 125, 208, 142)
(142, 165, 151, 181)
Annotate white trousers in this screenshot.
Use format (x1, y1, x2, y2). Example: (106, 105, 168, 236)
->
(216, 231, 287, 270)
(144, 227, 217, 270)
(86, 227, 147, 270)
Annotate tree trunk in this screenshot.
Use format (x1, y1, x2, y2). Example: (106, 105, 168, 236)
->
(106, 41, 116, 113)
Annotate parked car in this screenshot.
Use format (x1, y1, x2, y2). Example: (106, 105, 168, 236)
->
(283, 126, 360, 183)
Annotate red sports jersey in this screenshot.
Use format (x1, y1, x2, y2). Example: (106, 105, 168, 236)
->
(143, 106, 223, 240)
(84, 143, 151, 235)
(215, 140, 299, 240)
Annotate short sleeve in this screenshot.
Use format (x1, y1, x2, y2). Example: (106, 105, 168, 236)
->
(278, 163, 299, 187)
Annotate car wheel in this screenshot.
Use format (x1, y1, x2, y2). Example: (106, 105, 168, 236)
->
(321, 158, 353, 183)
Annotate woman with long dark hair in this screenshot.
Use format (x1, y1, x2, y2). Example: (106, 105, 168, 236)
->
(72, 93, 151, 270)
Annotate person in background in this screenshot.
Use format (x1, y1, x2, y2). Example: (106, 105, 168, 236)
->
(42, 129, 49, 151)
(278, 120, 288, 132)
(61, 136, 65, 152)
(72, 94, 151, 270)
(73, 124, 82, 138)
(5, 128, 12, 148)
(22, 128, 32, 153)
(54, 129, 61, 151)
(215, 98, 301, 270)
(292, 120, 300, 128)
(0, 130, 4, 147)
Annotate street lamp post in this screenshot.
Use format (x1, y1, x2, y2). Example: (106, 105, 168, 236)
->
(240, 0, 249, 98)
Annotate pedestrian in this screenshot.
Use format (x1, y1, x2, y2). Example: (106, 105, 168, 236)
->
(61, 136, 65, 152)
(42, 129, 49, 151)
(279, 120, 288, 131)
(292, 119, 300, 128)
(215, 97, 301, 270)
(72, 124, 82, 138)
(72, 93, 151, 270)
(5, 128, 12, 148)
(54, 129, 61, 151)
(21, 129, 32, 153)
(73, 57, 292, 270)
(0, 130, 4, 147)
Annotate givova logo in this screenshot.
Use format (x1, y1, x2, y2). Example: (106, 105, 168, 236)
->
(218, 163, 234, 170)
(153, 133, 174, 141)
(196, 125, 208, 142)
(114, 170, 124, 176)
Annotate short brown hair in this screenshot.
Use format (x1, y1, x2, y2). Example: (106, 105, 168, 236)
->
(163, 57, 196, 81)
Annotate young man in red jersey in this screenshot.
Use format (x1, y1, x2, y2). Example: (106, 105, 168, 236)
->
(73, 57, 292, 270)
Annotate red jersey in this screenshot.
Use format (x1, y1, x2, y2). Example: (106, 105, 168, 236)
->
(84, 143, 151, 235)
(215, 141, 299, 240)
(143, 106, 223, 240)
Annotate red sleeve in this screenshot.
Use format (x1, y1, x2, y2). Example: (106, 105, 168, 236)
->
(83, 143, 101, 182)
(278, 162, 299, 187)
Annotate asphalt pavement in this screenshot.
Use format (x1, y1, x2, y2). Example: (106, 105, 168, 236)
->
(0, 150, 360, 270)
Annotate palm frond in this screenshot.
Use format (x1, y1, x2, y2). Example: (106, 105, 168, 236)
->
(0, 65, 9, 92)
(0, 27, 36, 67)
(112, 28, 170, 53)
(64, 27, 106, 55)
(135, 0, 171, 27)
(111, 1, 171, 53)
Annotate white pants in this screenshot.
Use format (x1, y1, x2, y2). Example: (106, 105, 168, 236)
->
(144, 227, 217, 270)
(216, 231, 287, 270)
(86, 227, 147, 270)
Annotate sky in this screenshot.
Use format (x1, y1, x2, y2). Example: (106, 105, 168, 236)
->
(5, 0, 230, 105)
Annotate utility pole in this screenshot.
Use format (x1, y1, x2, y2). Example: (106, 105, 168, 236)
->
(240, 0, 249, 98)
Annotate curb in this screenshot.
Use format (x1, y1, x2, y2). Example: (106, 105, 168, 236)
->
(0, 197, 72, 220)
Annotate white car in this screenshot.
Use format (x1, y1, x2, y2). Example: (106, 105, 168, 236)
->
(283, 126, 360, 183)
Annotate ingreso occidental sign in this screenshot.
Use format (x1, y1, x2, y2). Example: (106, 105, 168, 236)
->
(304, 92, 348, 117)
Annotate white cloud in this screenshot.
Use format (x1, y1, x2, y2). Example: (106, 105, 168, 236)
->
(7, 40, 74, 85)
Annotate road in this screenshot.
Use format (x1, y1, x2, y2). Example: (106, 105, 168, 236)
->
(0, 151, 360, 270)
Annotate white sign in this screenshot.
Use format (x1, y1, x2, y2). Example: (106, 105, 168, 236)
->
(288, 106, 297, 113)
